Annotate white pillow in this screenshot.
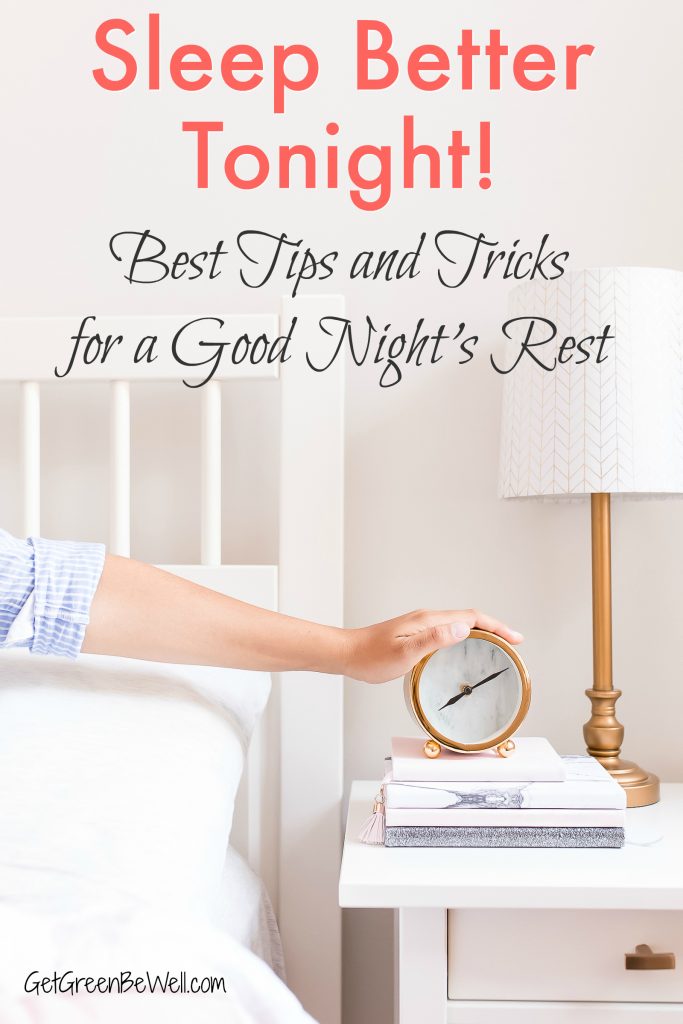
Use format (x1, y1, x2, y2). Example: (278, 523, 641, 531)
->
(0, 648, 270, 918)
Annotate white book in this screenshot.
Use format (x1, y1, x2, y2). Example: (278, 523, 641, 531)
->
(384, 807, 625, 828)
(390, 736, 565, 783)
(385, 755, 626, 810)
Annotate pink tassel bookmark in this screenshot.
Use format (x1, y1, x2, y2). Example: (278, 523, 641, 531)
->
(358, 787, 386, 845)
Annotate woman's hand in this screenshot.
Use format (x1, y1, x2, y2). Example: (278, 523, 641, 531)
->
(343, 608, 523, 684)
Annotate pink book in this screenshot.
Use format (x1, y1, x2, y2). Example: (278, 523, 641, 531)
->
(384, 807, 624, 828)
(390, 736, 565, 783)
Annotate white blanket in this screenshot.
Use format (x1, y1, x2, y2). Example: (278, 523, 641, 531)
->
(0, 865, 316, 1023)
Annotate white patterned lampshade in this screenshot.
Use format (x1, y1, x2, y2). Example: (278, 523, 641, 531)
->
(498, 267, 683, 498)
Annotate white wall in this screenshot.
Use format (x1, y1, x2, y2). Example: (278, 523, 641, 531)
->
(2, 3, 683, 1023)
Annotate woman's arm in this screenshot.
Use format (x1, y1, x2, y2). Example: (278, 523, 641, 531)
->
(83, 554, 523, 684)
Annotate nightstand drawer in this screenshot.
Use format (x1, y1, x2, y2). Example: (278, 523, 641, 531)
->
(448, 909, 682, 1002)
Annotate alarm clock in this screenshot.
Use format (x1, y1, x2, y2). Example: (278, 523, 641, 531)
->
(403, 629, 531, 758)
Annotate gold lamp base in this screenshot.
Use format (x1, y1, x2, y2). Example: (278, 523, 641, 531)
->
(604, 762, 660, 808)
(584, 686, 660, 807)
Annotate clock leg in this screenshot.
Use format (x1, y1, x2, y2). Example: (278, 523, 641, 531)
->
(496, 739, 516, 757)
(423, 740, 441, 758)
(394, 908, 447, 1024)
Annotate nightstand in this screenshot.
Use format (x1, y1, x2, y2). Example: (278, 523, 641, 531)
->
(339, 781, 683, 1024)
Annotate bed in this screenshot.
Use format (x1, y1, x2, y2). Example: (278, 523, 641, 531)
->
(0, 296, 344, 1024)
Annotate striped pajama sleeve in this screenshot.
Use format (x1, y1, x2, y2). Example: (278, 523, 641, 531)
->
(0, 528, 105, 659)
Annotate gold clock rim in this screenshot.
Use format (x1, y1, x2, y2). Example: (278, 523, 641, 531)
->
(407, 628, 531, 753)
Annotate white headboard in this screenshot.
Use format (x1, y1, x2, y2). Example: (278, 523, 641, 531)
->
(0, 295, 344, 1024)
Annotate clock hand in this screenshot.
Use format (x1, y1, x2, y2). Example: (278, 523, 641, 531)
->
(470, 666, 510, 690)
(438, 690, 468, 711)
(438, 667, 510, 711)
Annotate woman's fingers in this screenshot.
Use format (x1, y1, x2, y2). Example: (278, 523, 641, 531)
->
(402, 608, 523, 645)
(405, 620, 470, 658)
(463, 609, 524, 643)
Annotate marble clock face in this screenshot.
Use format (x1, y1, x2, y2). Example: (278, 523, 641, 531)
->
(416, 638, 523, 746)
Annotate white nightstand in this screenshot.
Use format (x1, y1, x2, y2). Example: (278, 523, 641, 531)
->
(340, 781, 683, 1024)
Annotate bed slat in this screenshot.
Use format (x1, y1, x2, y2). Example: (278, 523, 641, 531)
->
(20, 381, 40, 537)
(200, 380, 222, 566)
(110, 381, 131, 556)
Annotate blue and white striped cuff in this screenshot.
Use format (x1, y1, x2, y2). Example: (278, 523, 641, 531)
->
(29, 536, 106, 659)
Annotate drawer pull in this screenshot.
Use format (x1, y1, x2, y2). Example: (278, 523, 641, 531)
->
(625, 944, 676, 970)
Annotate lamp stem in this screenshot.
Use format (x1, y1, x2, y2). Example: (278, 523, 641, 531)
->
(583, 492, 660, 807)
(590, 494, 613, 692)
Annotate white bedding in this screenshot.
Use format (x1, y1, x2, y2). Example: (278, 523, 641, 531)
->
(0, 869, 315, 1022)
(215, 847, 286, 981)
(0, 649, 314, 1023)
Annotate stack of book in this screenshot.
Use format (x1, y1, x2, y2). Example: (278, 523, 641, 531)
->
(381, 737, 626, 848)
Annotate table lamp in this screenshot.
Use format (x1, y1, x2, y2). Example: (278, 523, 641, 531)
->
(498, 267, 683, 807)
